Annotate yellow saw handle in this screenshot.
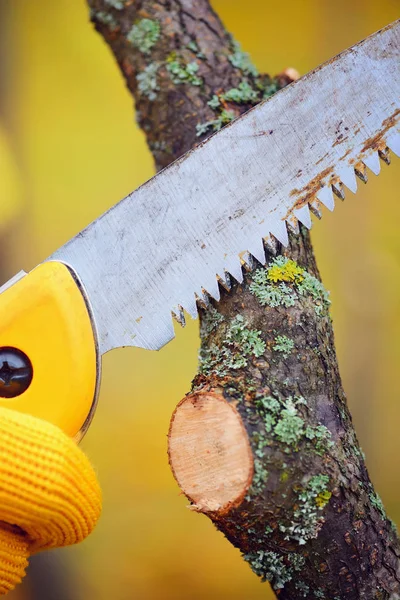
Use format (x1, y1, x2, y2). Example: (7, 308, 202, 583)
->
(0, 262, 98, 439)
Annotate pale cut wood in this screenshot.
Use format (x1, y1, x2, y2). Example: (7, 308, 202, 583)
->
(168, 391, 254, 514)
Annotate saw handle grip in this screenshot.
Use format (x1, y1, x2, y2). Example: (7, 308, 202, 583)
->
(0, 262, 98, 439)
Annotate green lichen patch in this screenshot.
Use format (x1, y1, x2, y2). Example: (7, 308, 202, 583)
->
(148, 140, 167, 153)
(127, 19, 160, 54)
(198, 70, 280, 138)
(250, 430, 270, 494)
(166, 56, 202, 86)
(196, 109, 236, 137)
(255, 395, 281, 414)
(198, 77, 275, 137)
(280, 474, 331, 545)
(91, 10, 117, 28)
(304, 474, 331, 503)
(246, 396, 308, 499)
(288, 553, 306, 571)
(253, 395, 306, 451)
(250, 278, 297, 308)
(255, 409, 275, 435)
(186, 40, 205, 58)
(136, 63, 160, 101)
(264, 525, 273, 534)
(251, 393, 333, 462)
(250, 256, 330, 315)
(256, 75, 280, 99)
(229, 315, 266, 356)
(243, 550, 291, 588)
(243, 549, 305, 589)
(229, 41, 258, 77)
(187, 40, 198, 52)
(199, 315, 265, 377)
(297, 271, 330, 316)
(197, 38, 279, 139)
(390, 518, 398, 535)
(353, 444, 366, 461)
(253, 458, 269, 489)
(305, 424, 334, 455)
(222, 81, 258, 104)
(274, 398, 305, 446)
(104, 0, 125, 8)
(207, 95, 220, 109)
(295, 580, 310, 596)
(273, 334, 294, 359)
(196, 50, 282, 139)
(199, 305, 224, 338)
(369, 491, 387, 519)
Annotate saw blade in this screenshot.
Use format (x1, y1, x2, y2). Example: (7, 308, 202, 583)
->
(48, 20, 400, 354)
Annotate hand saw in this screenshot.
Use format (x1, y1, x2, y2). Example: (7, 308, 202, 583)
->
(0, 20, 398, 441)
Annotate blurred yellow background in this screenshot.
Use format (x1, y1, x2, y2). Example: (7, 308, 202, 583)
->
(1, 1, 399, 598)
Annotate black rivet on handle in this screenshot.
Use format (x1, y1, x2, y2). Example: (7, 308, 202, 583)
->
(0, 347, 33, 398)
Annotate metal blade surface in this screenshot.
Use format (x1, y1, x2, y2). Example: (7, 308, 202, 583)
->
(49, 20, 400, 354)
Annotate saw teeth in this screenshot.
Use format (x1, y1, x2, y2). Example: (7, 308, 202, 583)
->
(363, 151, 381, 175)
(337, 165, 357, 193)
(225, 255, 244, 284)
(172, 306, 186, 327)
(294, 205, 312, 229)
(180, 295, 198, 320)
(186, 126, 399, 333)
(241, 251, 256, 272)
(285, 212, 299, 235)
(264, 235, 278, 256)
(197, 290, 212, 309)
(247, 238, 267, 265)
(309, 198, 322, 219)
(387, 132, 400, 157)
(316, 185, 335, 211)
(378, 147, 391, 165)
(354, 162, 368, 183)
(202, 278, 220, 302)
(287, 216, 300, 235)
(217, 272, 231, 292)
(270, 220, 289, 246)
(332, 182, 345, 200)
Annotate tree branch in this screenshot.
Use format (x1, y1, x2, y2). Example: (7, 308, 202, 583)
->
(86, 1, 400, 597)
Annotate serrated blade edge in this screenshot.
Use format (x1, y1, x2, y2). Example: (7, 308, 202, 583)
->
(48, 21, 400, 353)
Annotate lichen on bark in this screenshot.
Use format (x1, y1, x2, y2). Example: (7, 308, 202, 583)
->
(86, 0, 400, 597)
(191, 234, 400, 597)
(88, 0, 286, 170)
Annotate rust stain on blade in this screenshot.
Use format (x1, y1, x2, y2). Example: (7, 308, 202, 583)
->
(284, 107, 400, 222)
(361, 108, 400, 153)
(286, 166, 336, 217)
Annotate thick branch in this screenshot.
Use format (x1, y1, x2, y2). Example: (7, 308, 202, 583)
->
(87, 1, 400, 597)
(87, 0, 290, 171)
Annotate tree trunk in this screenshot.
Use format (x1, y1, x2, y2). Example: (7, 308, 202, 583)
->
(86, 0, 400, 597)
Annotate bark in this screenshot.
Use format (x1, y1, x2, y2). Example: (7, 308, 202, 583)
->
(86, 0, 400, 597)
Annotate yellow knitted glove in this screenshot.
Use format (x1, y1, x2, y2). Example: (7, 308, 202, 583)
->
(0, 406, 101, 595)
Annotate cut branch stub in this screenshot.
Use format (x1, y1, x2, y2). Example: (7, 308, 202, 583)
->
(168, 390, 253, 514)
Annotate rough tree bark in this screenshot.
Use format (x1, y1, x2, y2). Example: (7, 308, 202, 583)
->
(86, 1, 400, 597)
